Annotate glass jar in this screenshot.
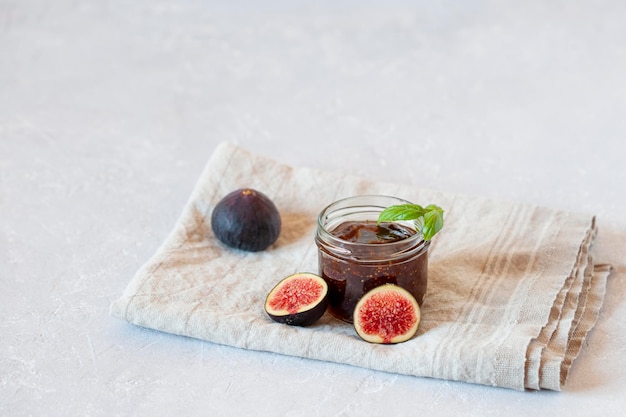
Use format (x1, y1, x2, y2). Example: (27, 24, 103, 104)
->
(315, 195, 430, 323)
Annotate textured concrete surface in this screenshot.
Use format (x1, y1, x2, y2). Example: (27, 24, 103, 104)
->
(2, 1, 625, 415)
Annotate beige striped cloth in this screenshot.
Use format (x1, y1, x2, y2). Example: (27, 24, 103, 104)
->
(110, 142, 612, 391)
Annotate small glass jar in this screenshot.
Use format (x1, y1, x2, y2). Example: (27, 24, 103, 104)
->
(315, 195, 430, 323)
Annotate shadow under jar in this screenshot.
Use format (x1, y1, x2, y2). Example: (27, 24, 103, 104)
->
(315, 195, 430, 323)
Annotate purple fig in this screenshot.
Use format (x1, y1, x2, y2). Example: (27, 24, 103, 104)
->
(211, 188, 281, 252)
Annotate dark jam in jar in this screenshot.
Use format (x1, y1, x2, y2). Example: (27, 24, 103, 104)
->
(330, 221, 416, 244)
(316, 220, 429, 323)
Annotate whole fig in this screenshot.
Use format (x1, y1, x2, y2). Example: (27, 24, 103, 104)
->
(211, 188, 281, 252)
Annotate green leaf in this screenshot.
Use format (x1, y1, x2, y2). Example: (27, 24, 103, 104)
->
(422, 207, 444, 240)
(377, 204, 425, 223)
(377, 203, 444, 241)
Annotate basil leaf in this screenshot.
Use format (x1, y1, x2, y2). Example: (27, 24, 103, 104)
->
(422, 208, 444, 241)
(377, 203, 444, 241)
(378, 204, 425, 223)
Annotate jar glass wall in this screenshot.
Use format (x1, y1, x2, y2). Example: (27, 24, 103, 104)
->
(315, 195, 430, 323)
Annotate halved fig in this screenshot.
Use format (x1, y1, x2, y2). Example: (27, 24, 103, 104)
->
(264, 273, 329, 326)
(211, 188, 281, 252)
(353, 284, 421, 344)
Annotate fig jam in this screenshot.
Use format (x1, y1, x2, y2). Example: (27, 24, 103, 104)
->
(315, 196, 430, 323)
(330, 221, 415, 244)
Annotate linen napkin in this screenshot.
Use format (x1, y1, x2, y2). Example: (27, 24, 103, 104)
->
(110, 142, 612, 391)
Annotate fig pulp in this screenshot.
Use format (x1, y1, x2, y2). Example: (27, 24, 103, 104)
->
(265, 273, 329, 326)
(211, 188, 281, 252)
(353, 284, 421, 344)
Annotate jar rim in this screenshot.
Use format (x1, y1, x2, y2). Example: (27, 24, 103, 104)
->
(315, 194, 429, 260)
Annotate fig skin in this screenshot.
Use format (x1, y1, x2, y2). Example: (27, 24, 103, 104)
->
(265, 273, 329, 326)
(211, 188, 281, 252)
(353, 284, 421, 344)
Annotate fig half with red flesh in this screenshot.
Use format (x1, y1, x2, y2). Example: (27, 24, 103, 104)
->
(353, 284, 421, 344)
(265, 273, 329, 326)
